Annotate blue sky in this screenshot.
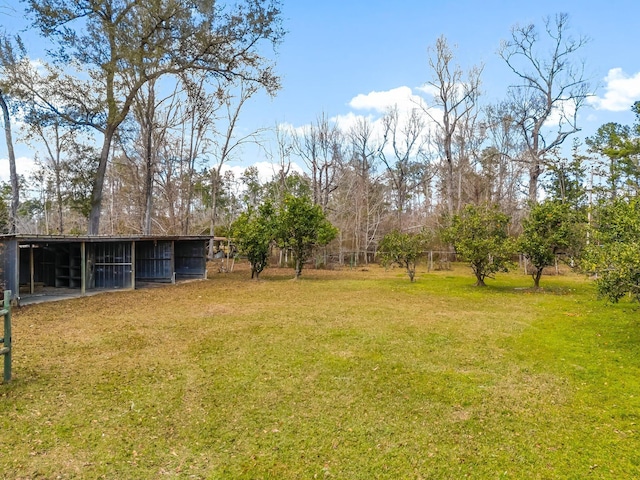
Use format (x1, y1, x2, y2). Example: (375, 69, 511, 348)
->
(2, 0, 640, 181)
(249, 0, 640, 131)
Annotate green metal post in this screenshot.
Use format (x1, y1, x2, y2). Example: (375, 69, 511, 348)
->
(3, 289, 11, 383)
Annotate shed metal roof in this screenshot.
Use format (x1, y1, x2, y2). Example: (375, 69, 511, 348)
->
(0, 234, 218, 244)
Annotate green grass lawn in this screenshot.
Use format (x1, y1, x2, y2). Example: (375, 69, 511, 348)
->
(1, 262, 640, 479)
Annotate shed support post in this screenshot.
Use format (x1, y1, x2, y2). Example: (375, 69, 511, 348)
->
(29, 245, 34, 294)
(10, 240, 18, 303)
(80, 242, 86, 296)
(171, 241, 176, 284)
(131, 241, 136, 290)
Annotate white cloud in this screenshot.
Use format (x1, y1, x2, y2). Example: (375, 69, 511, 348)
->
(281, 86, 447, 164)
(543, 97, 579, 128)
(415, 84, 440, 97)
(347, 86, 443, 129)
(220, 161, 304, 185)
(589, 68, 640, 112)
(331, 111, 379, 136)
(276, 121, 306, 138)
(0, 156, 36, 184)
(348, 86, 428, 114)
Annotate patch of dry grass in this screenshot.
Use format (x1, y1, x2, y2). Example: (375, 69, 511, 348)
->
(1, 261, 639, 478)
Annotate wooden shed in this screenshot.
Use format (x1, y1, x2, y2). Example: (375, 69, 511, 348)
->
(0, 235, 211, 303)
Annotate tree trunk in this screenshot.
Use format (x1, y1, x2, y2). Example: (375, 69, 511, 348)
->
(445, 140, 454, 217)
(88, 127, 116, 235)
(208, 168, 221, 258)
(55, 165, 64, 233)
(295, 257, 302, 279)
(0, 91, 18, 234)
(533, 268, 543, 289)
(528, 161, 541, 203)
(143, 174, 153, 235)
(407, 261, 416, 282)
(182, 150, 197, 236)
(142, 84, 155, 235)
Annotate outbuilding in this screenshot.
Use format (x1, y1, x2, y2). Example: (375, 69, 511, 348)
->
(0, 235, 212, 303)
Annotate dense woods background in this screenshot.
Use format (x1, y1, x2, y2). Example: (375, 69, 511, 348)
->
(0, 3, 639, 294)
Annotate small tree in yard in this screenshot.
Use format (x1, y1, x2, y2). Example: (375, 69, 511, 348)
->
(443, 204, 513, 286)
(378, 230, 431, 282)
(518, 200, 583, 289)
(277, 194, 338, 279)
(232, 201, 277, 280)
(583, 197, 640, 302)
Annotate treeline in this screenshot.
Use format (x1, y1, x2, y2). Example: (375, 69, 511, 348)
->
(1, 5, 640, 300)
(0, 8, 585, 237)
(0, 0, 284, 235)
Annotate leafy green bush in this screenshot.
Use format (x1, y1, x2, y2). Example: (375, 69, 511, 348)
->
(377, 230, 432, 282)
(443, 204, 514, 286)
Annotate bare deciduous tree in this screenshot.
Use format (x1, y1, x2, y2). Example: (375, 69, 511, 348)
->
(420, 35, 483, 216)
(294, 113, 344, 212)
(4, 0, 283, 234)
(208, 80, 263, 257)
(0, 90, 18, 232)
(22, 111, 88, 233)
(379, 106, 428, 229)
(118, 79, 182, 234)
(348, 117, 385, 263)
(482, 102, 527, 216)
(499, 13, 590, 203)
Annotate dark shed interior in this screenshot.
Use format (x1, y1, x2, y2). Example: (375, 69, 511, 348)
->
(0, 235, 209, 302)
